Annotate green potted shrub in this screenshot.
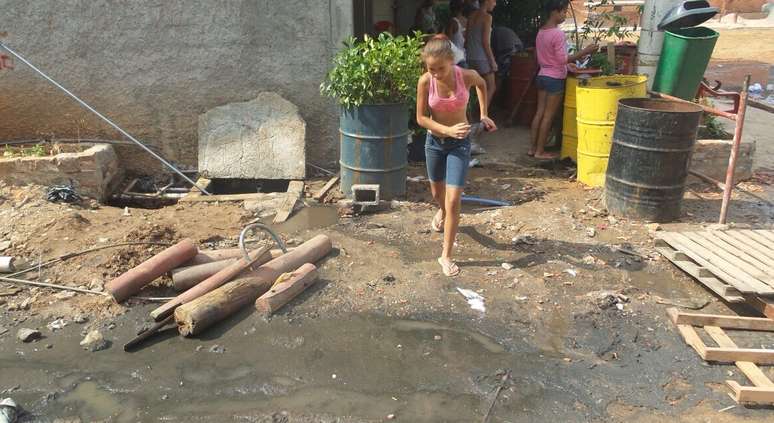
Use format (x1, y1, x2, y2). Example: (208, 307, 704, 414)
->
(321, 32, 424, 200)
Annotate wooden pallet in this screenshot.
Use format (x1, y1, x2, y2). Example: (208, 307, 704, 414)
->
(655, 239, 745, 303)
(657, 230, 774, 297)
(668, 308, 774, 405)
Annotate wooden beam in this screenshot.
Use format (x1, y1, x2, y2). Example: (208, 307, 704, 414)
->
(273, 181, 305, 224)
(669, 309, 774, 332)
(726, 381, 774, 404)
(703, 347, 774, 365)
(676, 324, 709, 360)
(314, 175, 340, 202)
(255, 263, 318, 315)
(747, 296, 774, 320)
(180, 192, 278, 203)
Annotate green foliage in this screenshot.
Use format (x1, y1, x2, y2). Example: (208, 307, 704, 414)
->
(590, 52, 615, 75)
(27, 144, 46, 156)
(321, 32, 425, 108)
(577, 0, 638, 47)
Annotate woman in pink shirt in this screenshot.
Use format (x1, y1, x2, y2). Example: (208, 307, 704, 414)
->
(531, 0, 597, 159)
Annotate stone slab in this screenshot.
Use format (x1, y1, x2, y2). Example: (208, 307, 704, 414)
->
(198, 93, 306, 180)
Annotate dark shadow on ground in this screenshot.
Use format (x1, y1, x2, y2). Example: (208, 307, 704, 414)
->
(457, 226, 646, 271)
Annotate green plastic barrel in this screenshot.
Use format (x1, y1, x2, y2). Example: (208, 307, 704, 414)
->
(652, 27, 719, 100)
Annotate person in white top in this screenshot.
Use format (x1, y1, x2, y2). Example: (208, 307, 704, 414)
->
(444, 0, 467, 66)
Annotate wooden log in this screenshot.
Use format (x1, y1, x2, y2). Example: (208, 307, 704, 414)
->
(255, 263, 318, 315)
(105, 239, 198, 302)
(174, 234, 332, 336)
(171, 248, 288, 291)
(184, 248, 245, 266)
(150, 246, 271, 321)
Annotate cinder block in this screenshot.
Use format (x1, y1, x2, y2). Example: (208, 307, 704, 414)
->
(351, 184, 380, 206)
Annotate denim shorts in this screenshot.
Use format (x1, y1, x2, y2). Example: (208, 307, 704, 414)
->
(536, 75, 565, 95)
(425, 132, 471, 188)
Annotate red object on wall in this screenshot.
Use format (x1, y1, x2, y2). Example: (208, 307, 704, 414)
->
(0, 54, 13, 70)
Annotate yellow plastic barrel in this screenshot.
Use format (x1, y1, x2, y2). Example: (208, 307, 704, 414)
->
(560, 75, 579, 161)
(576, 75, 648, 187)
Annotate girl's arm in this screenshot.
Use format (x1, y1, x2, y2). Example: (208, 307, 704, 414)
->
(465, 70, 497, 131)
(568, 43, 598, 63)
(482, 15, 496, 71)
(416, 74, 467, 137)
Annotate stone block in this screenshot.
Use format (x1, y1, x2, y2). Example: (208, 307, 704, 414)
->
(689, 139, 755, 183)
(198, 92, 306, 180)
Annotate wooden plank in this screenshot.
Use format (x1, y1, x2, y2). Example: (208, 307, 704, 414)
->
(671, 311, 774, 332)
(313, 175, 340, 201)
(724, 231, 774, 262)
(703, 346, 774, 364)
(659, 233, 774, 295)
(712, 231, 774, 271)
(660, 232, 771, 294)
(273, 181, 305, 224)
(726, 381, 774, 404)
(180, 193, 275, 203)
(692, 232, 774, 275)
(747, 296, 774, 319)
(754, 230, 774, 243)
(656, 245, 744, 302)
(676, 324, 708, 360)
(704, 326, 774, 388)
(681, 232, 774, 287)
(740, 230, 774, 249)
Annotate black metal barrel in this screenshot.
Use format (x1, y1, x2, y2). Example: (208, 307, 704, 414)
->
(605, 98, 703, 222)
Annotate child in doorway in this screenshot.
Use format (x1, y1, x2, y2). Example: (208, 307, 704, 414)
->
(530, 0, 597, 159)
(416, 35, 497, 277)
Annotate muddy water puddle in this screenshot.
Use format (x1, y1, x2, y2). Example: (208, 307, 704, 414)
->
(0, 312, 582, 422)
(272, 205, 339, 234)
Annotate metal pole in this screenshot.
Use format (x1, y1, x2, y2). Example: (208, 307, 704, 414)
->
(718, 75, 751, 224)
(0, 41, 211, 195)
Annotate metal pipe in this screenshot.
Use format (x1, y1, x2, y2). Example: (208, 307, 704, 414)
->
(719, 76, 751, 224)
(649, 91, 737, 120)
(689, 169, 774, 207)
(238, 222, 287, 262)
(0, 41, 211, 195)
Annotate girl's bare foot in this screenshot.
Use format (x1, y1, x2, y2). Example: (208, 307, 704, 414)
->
(438, 257, 460, 277)
(431, 209, 445, 233)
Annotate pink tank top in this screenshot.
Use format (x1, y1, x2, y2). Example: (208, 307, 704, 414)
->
(429, 66, 469, 113)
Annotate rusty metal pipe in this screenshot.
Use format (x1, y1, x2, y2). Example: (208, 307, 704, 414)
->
(105, 239, 198, 302)
(185, 249, 245, 266)
(150, 246, 271, 321)
(719, 75, 751, 224)
(171, 248, 289, 291)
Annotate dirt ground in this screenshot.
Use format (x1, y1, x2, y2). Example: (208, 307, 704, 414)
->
(1, 28, 773, 423)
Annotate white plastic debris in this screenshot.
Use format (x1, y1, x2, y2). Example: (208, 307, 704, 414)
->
(501, 263, 514, 270)
(456, 288, 486, 313)
(563, 269, 577, 277)
(46, 318, 67, 331)
(0, 398, 17, 423)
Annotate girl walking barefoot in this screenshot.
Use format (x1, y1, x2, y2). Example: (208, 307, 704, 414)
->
(416, 35, 497, 277)
(530, 0, 597, 159)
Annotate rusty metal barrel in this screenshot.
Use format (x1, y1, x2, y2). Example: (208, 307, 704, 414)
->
(339, 103, 408, 200)
(605, 98, 703, 222)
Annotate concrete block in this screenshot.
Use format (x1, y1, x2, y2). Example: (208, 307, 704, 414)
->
(199, 92, 306, 180)
(351, 184, 380, 206)
(689, 139, 755, 183)
(0, 143, 120, 201)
